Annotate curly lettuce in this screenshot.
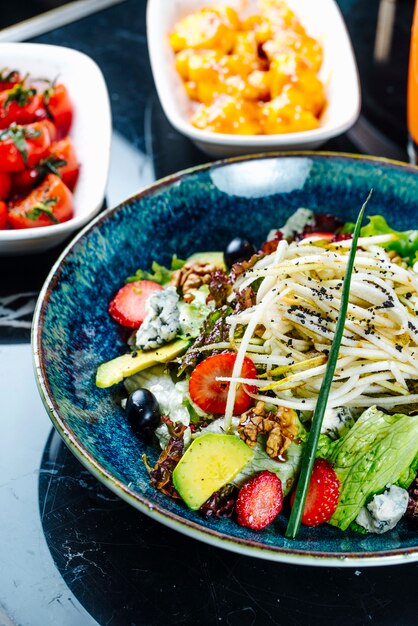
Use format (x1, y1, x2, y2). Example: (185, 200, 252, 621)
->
(317, 406, 418, 530)
(358, 215, 418, 265)
(126, 255, 185, 285)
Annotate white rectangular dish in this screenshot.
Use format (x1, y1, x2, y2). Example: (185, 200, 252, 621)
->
(0, 43, 111, 255)
(147, 0, 361, 157)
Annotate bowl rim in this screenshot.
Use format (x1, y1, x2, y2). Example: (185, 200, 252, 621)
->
(33, 151, 418, 567)
(146, 0, 361, 147)
(0, 42, 111, 243)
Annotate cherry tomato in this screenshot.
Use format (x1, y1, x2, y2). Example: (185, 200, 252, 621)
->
(0, 69, 21, 92)
(0, 120, 55, 173)
(8, 173, 73, 229)
(10, 168, 40, 198)
(47, 137, 79, 190)
(0, 83, 41, 129)
(0, 171, 11, 200)
(12, 136, 79, 196)
(36, 83, 73, 138)
(0, 200, 7, 229)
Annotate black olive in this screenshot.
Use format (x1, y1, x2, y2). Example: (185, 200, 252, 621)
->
(224, 237, 256, 269)
(125, 388, 161, 441)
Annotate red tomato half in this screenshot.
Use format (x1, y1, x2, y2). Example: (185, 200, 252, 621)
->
(0, 83, 41, 129)
(47, 137, 79, 190)
(0, 120, 55, 173)
(8, 173, 73, 228)
(12, 136, 79, 196)
(36, 83, 73, 138)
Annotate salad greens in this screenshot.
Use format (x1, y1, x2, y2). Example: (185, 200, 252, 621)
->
(127, 255, 185, 285)
(343, 215, 418, 266)
(99, 209, 418, 537)
(361, 215, 418, 265)
(318, 406, 418, 530)
(233, 419, 307, 497)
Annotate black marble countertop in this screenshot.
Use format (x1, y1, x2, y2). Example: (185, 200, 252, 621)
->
(0, 1, 417, 625)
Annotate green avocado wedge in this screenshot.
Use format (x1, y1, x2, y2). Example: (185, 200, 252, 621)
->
(186, 251, 225, 269)
(172, 433, 254, 510)
(96, 338, 190, 388)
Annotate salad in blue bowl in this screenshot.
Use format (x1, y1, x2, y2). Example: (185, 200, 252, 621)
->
(33, 153, 418, 566)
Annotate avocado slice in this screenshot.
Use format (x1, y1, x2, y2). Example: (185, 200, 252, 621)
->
(172, 433, 253, 510)
(96, 338, 190, 389)
(186, 251, 225, 269)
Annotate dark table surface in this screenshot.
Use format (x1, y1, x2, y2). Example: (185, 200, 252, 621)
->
(0, 1, 417, 625)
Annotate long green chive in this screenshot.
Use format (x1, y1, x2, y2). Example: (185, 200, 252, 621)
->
(285, 191, 372, 539)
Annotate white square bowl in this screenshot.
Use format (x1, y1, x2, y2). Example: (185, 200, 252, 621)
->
(0, 43, 111, 255)
(147, 0, 361, 157)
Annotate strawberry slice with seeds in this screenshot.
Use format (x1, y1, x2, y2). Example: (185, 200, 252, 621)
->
(189, 352, 257, 415)
(291, 458, 340, 526)
(236, 471, 283, 530)
(108, 280, 163, 328)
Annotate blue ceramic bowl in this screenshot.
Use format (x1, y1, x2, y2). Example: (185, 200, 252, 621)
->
(33, 153, 418, 567)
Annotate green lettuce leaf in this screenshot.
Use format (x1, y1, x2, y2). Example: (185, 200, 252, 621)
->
(178, 286, 214, 340)
(340, 222, 355, 234)
(126, 255, 185, 285)
(319, 406, 418, 530)
(360, 215, 418, 265)
(178, 305, 233, 375)
(233, 417, 307, 496)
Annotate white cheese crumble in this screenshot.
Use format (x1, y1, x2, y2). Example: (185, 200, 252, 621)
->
(321, 407, 355, 440)
(355, 484, 409, 534)
(267, 208, 314, 242)
(136, 287, 180, 351)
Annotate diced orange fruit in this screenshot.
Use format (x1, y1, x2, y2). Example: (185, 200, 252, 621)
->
(170, 1, 326, 136)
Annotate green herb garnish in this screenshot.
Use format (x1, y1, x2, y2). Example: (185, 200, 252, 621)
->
(38, 155, 67, 178)
(285, 191, 372, 539)
(41, 77, 59, 121)
(3, 83, 36, 110)
(0, 68, 19, 84)
(26, 197, 59, 224)
(0, 123, 41, 166)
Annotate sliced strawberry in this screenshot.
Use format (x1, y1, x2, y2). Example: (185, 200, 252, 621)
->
(291, 458, 340, 527)
(108, 280, 163, 328)
(303, 231, 334, 241)
(236, 471, 283, 530)
(189, 352, 257, 415)
(0, 201, 8, 229)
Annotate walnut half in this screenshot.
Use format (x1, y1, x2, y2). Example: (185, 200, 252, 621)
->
(171, 260, 216, 302)
(238, 401, 298, 460)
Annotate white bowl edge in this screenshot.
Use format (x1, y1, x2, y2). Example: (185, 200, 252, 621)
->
(0, 43, 112, 255)
(147, 0, 361, 156)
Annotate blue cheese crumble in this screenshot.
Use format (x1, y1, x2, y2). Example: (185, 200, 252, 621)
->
(135, 287, 180, 351)
(321, 407, 355, 440)
(355, 484, 409, 534)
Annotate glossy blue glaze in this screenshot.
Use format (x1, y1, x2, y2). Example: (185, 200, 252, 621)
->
(34, 154, 418, 565)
